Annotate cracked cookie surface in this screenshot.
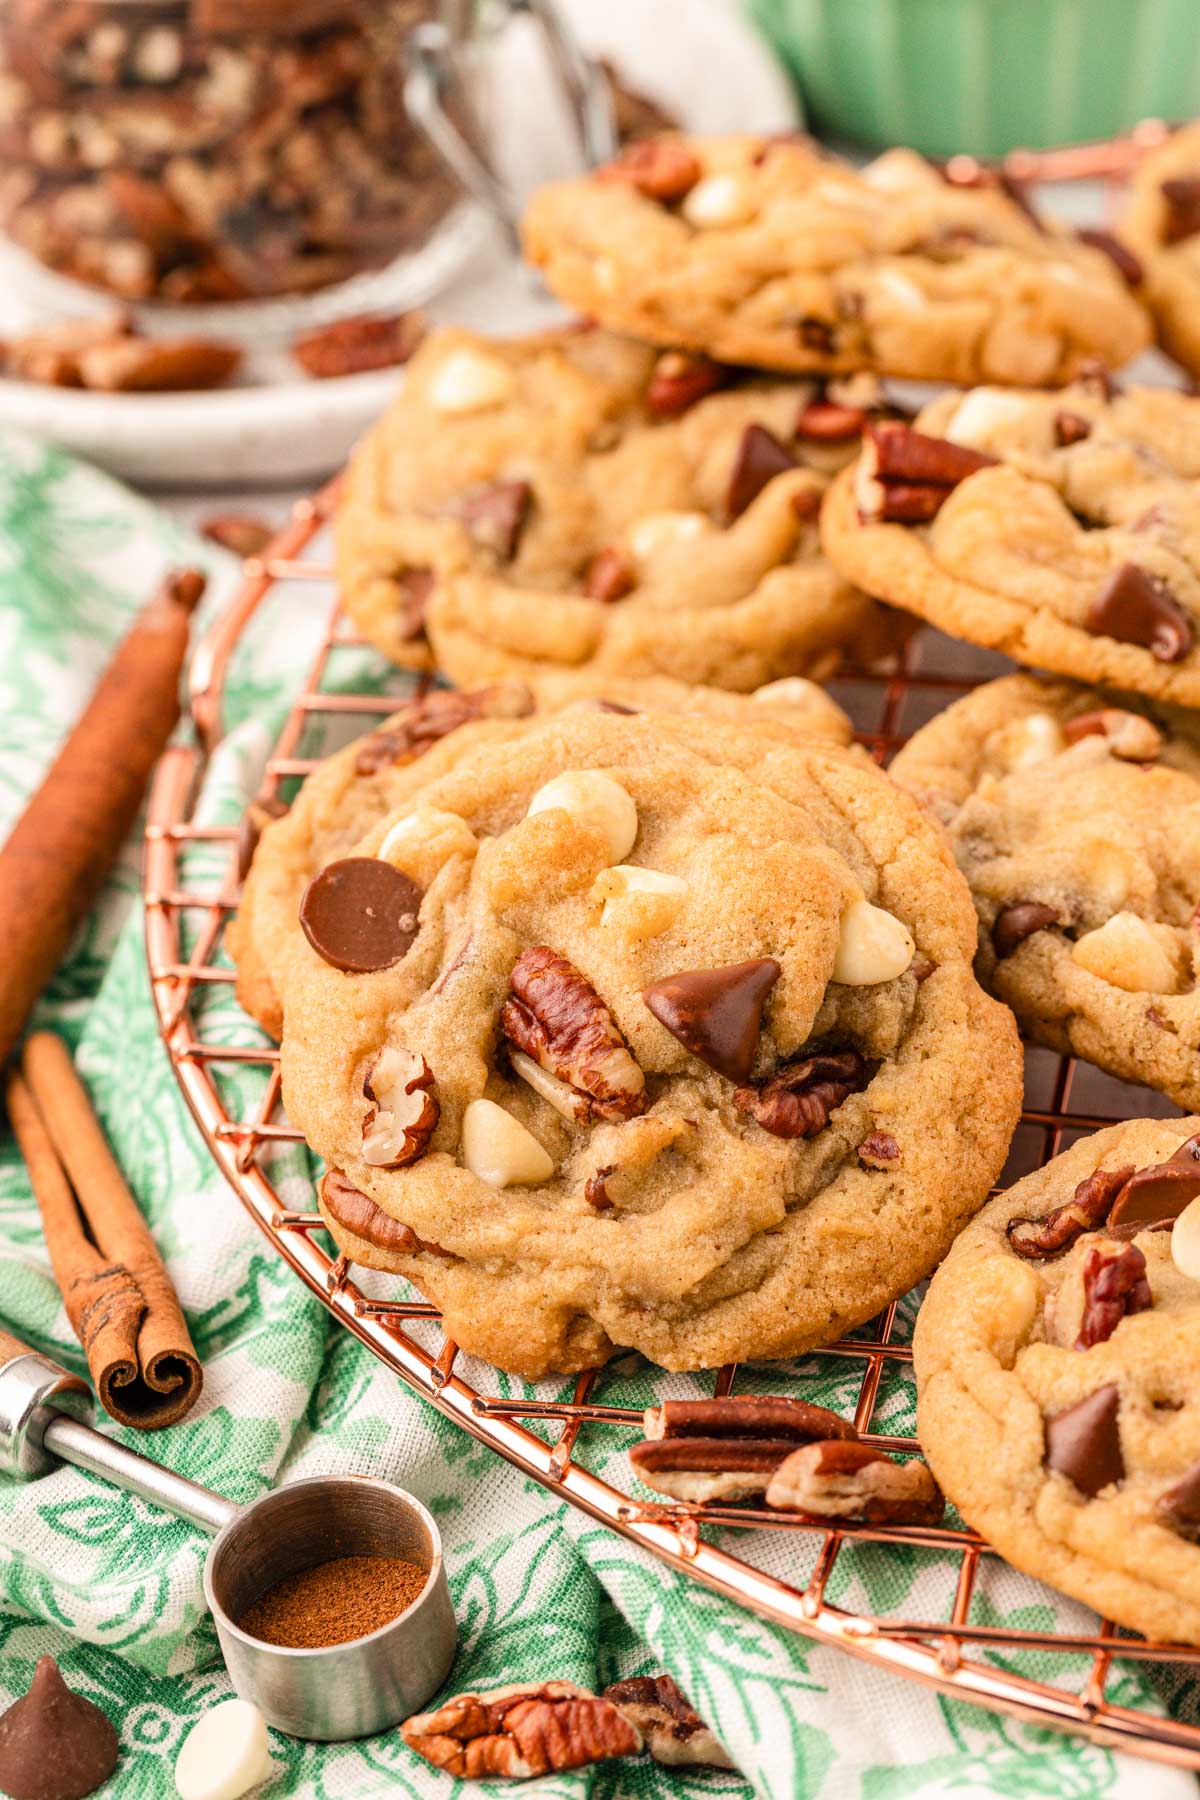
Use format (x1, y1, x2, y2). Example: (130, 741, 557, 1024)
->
(891, 674, 1200, 1106)
(822, 378, 1200, 706)
(522, 137, 1150, 385)
(278, 708, 1021, 1376)
(334, 323, 908, 686)
(1123, 124, 1200, 378)
(229, 675, 853, 1038)
(915, 1120, 1200, 1645)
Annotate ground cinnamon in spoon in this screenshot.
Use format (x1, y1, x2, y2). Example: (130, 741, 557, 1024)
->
(237, 1555, 428, 1649)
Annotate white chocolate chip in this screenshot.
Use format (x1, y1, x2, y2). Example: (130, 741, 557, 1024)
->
(379, 809, 478, 888)
(833, 899, 915, 985)
(1172, 1195, 1200, 1282)
(945, 387, 1035, 452)
(681, 172, 758, 229)
(527, 771, 637, 864)
(592, 863, 687, 937)
(860, 148, 942, 193)
(462, 1098, 554, 1187)
(985, 713, 1066, 771)
(509, 1049, 587, 1123)
(626, 510, 712, 565)
(751, 677, 851, 741)
(428, 347, 516, 415)
(1070, 911, 1183, 993)
(872, 269, 924, 310)
(175, 1699, 273, 1800)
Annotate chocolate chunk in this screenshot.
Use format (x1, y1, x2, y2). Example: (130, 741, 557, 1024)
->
(1077, 228, 1144, 286)
(644, 958, 781, 1081)
(992, 901, 1060, 960)
(724, 425, 796, 522)
(299, 858, 422, 974)
(1161, 176, 1200, 245)
(1107, 1132, 1200, 1229)
(1158, 1459, 1200, 1539)
(1054, 411, 1092, 448)
(582, 547, 636, 603)
(235, 793, 288, 883)
(0, 1656, 118, 1800)
(1085, 563, 1194, 662)
(1044, 1385, 1124, 1496)
(396, 568, 435, 642)
(458, 481, 533, 561)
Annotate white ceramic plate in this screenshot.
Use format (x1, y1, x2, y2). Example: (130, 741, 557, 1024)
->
(0, 0, 797, 489)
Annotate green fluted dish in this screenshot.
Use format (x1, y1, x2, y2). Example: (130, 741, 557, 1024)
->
(748, 0, 1200, 158)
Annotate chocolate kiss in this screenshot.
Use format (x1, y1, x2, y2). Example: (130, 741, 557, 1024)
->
(299, 858, 423, 975)
(1044, 1385, 1125, 1497)
(644, 958, 781, 1082)
(1084, 563, 1194, 663)
(1107, 1132, 1200, 1229)
(725, 426, 796, 522)
(0, 1657, 118, 1800)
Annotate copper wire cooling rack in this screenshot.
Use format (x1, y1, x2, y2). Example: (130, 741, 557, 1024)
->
(143, 130, 1200, 1772)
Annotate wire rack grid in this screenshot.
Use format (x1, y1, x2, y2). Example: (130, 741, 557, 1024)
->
(143, 131, 1200, 1773)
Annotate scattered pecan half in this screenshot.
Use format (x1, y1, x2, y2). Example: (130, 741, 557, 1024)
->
(503, 947, 646, 1122)
(646, 351, 726, 418)
(1075, 1241, 1152, 1348)
(644, 1395, 855, 1444)
(201, 513, 274, 559)
(292, 309, 426, 379)
(602, 1676, 733, 1771)
(353, 684, 533, 776)
(596, 138, 701, 203)
(629, 1437, 796, 1504)
(320, 1171, 454, 1260)
(361, 1048, 439, 1169)
(1007, 1164, 1135, 1260)
(765, 1441, 945, 1525)
(733, 1049, 868, 1139)
(855, 422, 997, 524)
(401, 1682, 641, 1779)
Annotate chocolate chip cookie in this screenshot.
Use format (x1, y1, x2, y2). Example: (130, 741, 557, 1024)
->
(915, 1120, 1200, 1645)
(230, 675, 854, 1038)
(522, 137, 1150, 385)
(278, 708, 1021, 1376)
(1123, 124, 1200, 378)
(822, 378, 1200, 706)
(891, 674, 1200, 1106)
(334, 323, 908, 684)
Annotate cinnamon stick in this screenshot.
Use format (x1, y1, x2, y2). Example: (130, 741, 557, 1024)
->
(7, 1033, 202, 1430)
(0, 568, 205, 1071)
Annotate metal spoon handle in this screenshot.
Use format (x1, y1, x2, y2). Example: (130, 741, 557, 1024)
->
(43, 1413, 235, 1535)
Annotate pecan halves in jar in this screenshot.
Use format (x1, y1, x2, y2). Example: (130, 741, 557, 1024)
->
(400, 1682, 641, 1779)
(765, 1440, 945, 1526)
(601, 1675, 734, 1771)
(1007, 1164, 1135, 1260)
(502, 947, 646, 1122)
(1075, 1241, 1152, 1349)
(292, 309, 427, 379)
(629, 1437, 796, 1504)
(855, 422, 997, 524)
(361, 1049, 439, 1169)
(643, 1395, 855, 1444)
(733, 1049, 868, 1139)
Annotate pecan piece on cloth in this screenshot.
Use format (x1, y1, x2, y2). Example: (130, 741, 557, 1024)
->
(401, 1682, 641, 1779)
(353, 684, 533, 776)
(320, 1171, 454, 1261)
(1007, 1163, 1134, 1260)
(645, 350, 726, 418)
(361, 1048, 438, 1169)
(733, 1049, 868, 1139)
(644, 1395, 855, 1444)
(765, 1440, 945, 1525)
(1085, 562, 1194, 663)
(1107, 1132, 1200, 1230)
(503, 947, 645, 1122)
(601, 1675, 734, 1771)
(293, 309, 426, 378)
(855, 421, 997, 524)
(629, 1437, 797, 1504)
(1072, 1240, 1152, 1348)
(596, 138, 701, 203)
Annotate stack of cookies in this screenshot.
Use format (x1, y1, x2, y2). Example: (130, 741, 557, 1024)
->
(232, 129, 1200, 1645)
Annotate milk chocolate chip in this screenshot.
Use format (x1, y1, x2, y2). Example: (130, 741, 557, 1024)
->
(1107, 1132, 1200, 1230)
(724, 426, 796, 521)
(458, 481, 533, 561)
(1044, 1385, 1125, 1496)
(0, 1657, 118, 1800)
(300, 858, 422, 974)
(992, 901, 1060, 959)
(644, 958, 781, 1081)
(1158, 1458, 1200, 1538)
(1085, 563, 1194, 663)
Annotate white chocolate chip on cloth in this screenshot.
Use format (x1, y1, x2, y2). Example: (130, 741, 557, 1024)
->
(521, 136, 1150, 384)
(228, 674, 854, 1038)
(891, 672, 1200, 1108)
(333, 322, 910, 684)
(278, 708, 1021, 1377)
(1122, 122, 1200, 379)
(914, 1119, 1200, 1646)
(821, 376, 1200, 707)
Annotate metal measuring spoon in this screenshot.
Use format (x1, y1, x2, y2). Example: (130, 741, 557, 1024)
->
(0, 1330, 457, 1741)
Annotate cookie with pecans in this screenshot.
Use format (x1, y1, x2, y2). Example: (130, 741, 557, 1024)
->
(891, 673, 1200, 1107)
(1122, 123, 1200, 378)
(822, 377, 1200, 706)
(229, 675, 853, 1037)
(278, 708, 1020, 1376)
(334, 322, 908, 684)
(915, 1120, 1200, 1645)
(522, 137, 1150, 385)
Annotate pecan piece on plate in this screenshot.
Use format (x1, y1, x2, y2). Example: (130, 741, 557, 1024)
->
(643, 1395, 855, 1444)
(401, 1682, 641, 1779)
(629, 1437, 795, 1504)
(361, 1048, 439, 1169)
(1074, 1240, 1152, 1348)
(854, 421, 996, 524)
(503, 947, 645, 1122)
(353, 684, 533, 777)
(1007, 1163, 1134, 1260)
(292, 309, 426, 379)
(765, 1440, 945, 1525)
(733, 1049, 868, 1139)
(602, 1675, 733, 1771)
(596, 138, 701, 203)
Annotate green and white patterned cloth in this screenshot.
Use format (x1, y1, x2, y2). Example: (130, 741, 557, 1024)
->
(0, 429, 1196, 1800)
